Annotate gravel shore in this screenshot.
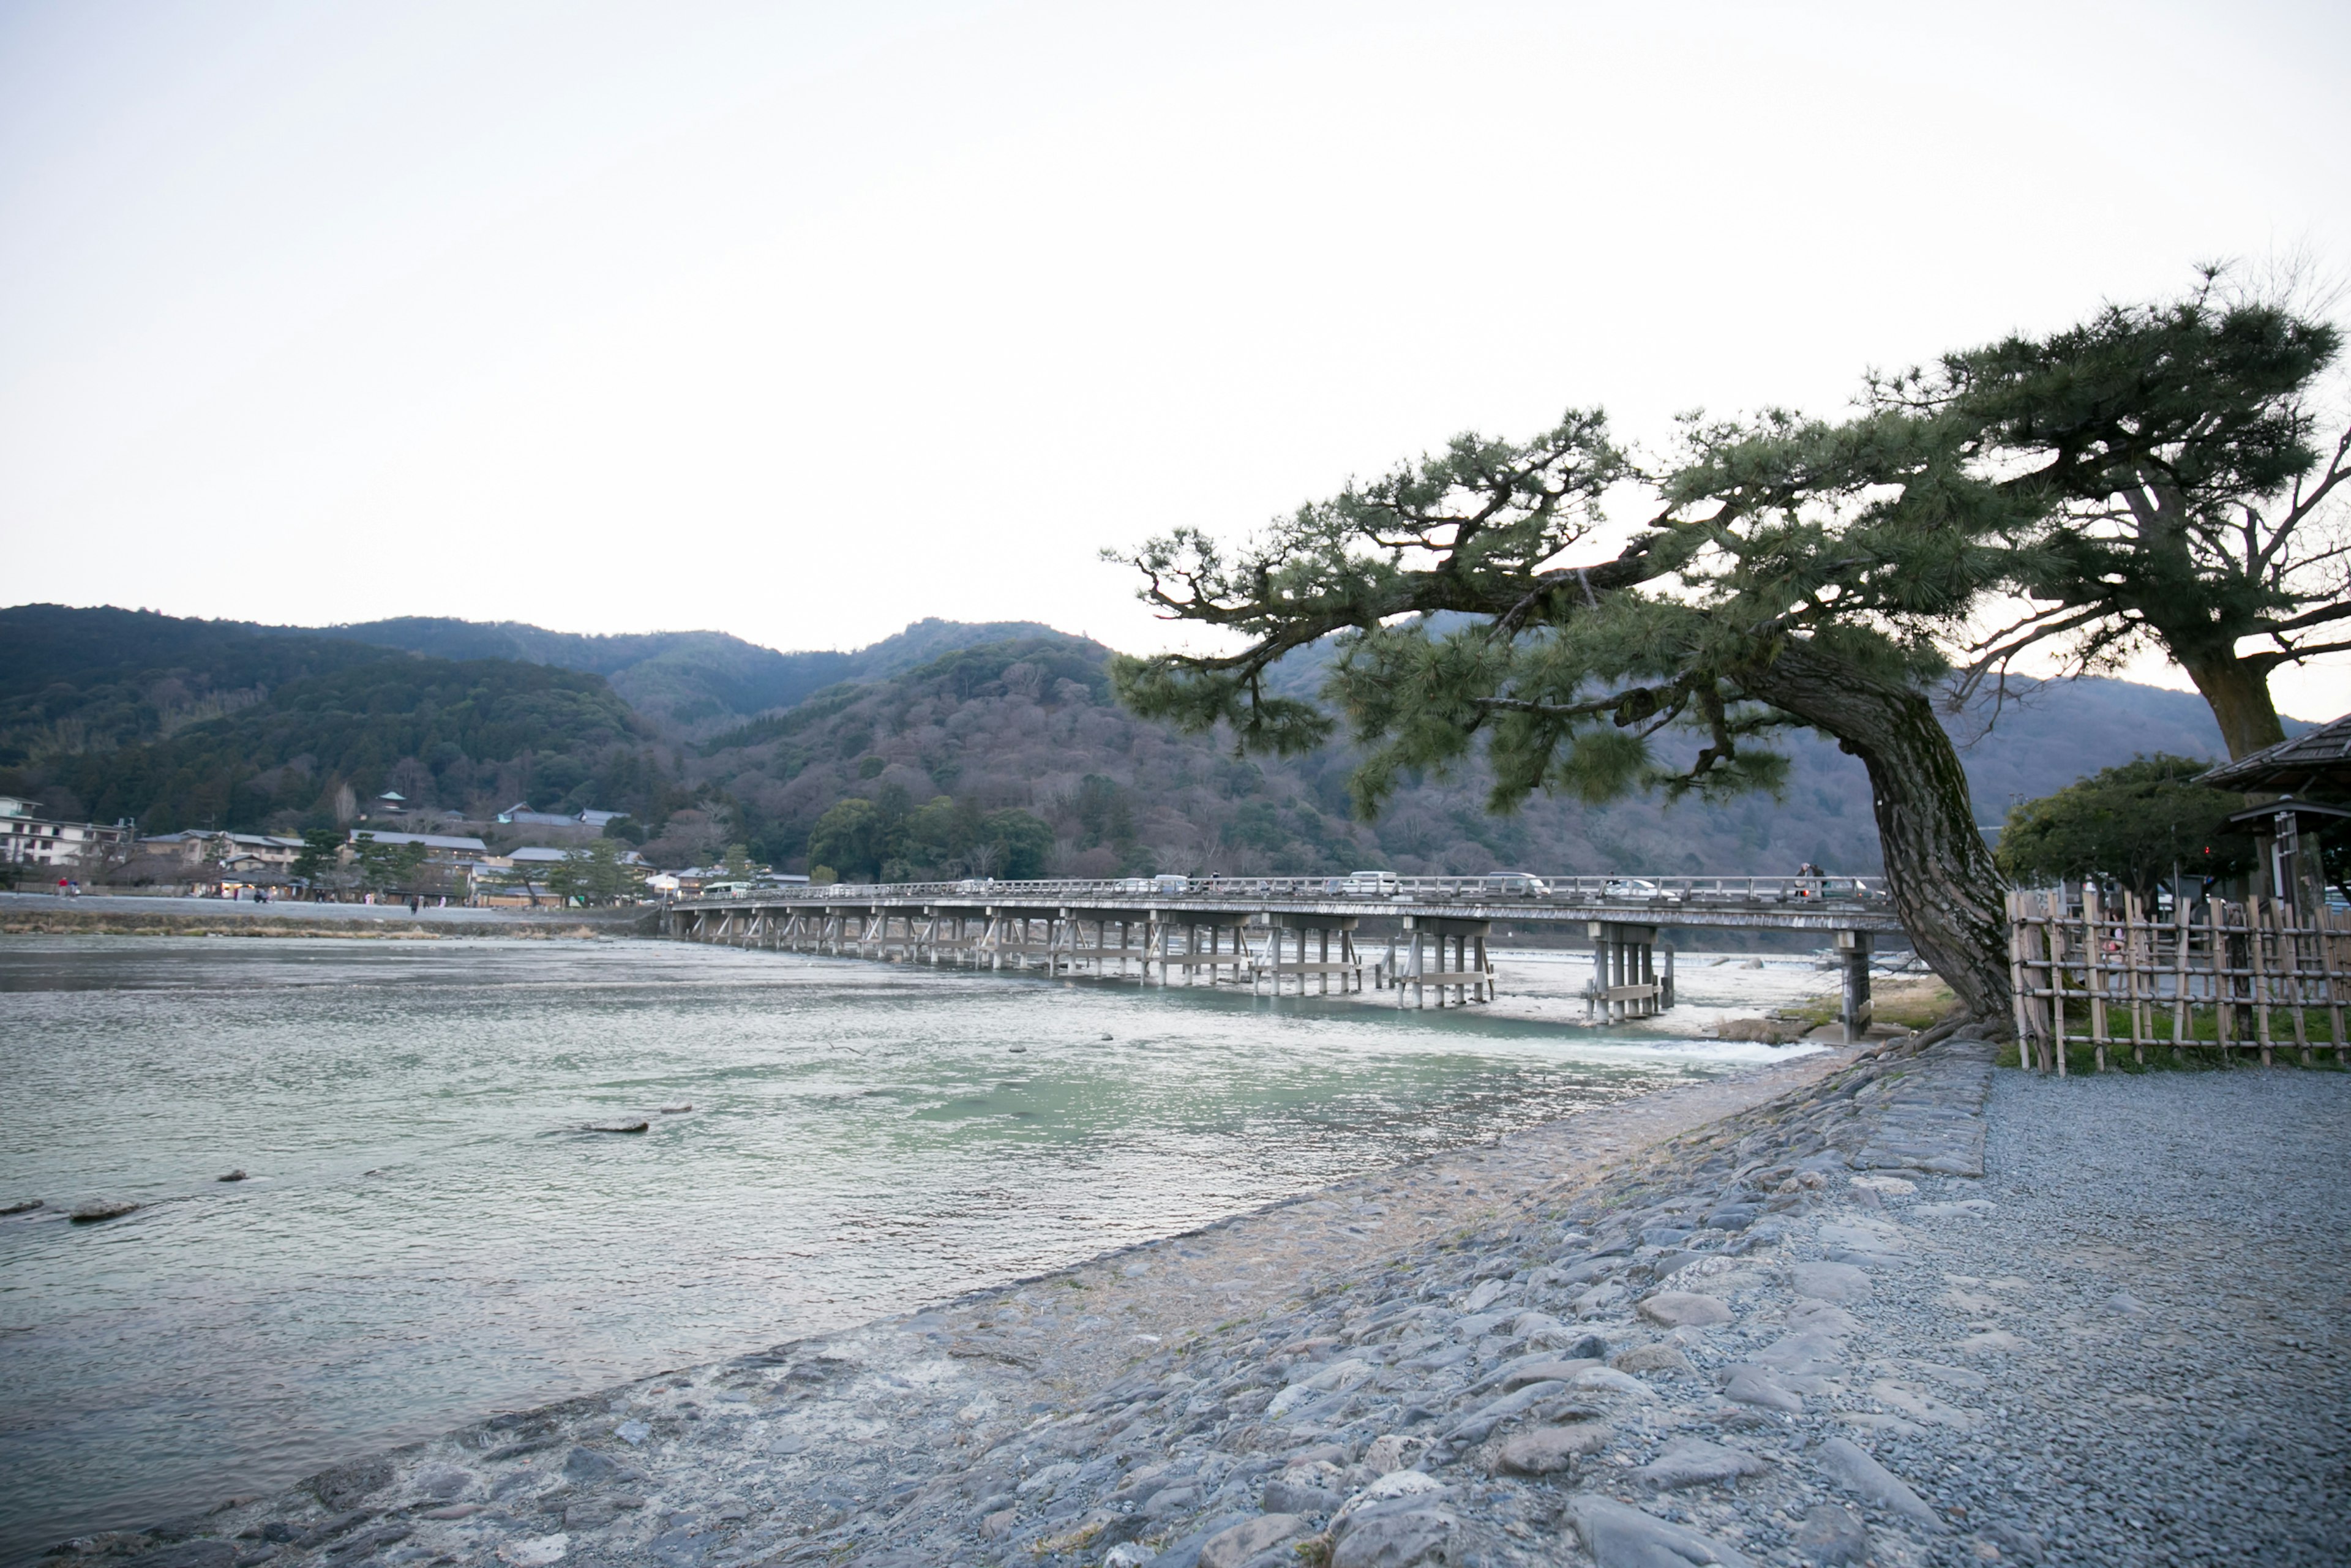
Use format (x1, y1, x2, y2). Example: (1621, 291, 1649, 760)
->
(47, 1035, 2348, 1568)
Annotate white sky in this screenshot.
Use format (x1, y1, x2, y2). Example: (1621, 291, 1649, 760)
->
(2, 0, 2346, 717)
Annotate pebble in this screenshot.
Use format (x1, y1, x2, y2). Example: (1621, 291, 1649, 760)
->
(1815, 1436, 1944, 1534)
(1632, 1436, 1771, 1490)
(1564, 1493, 1752, 1568)
(1788, 1260, 1872, 1300)
(1491, 1420, 1610, 1475)
(1794, 1501, 1870, 1565)
(1635, 1290, 1733, 1327)
(1198, 1512, 1309, 1568)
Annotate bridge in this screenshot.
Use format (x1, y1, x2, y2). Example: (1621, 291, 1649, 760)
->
(664, 872, 1908, 1038)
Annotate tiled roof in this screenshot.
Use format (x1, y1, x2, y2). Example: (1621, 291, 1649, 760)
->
(2195, 713, 2351, 791)
(348, 830, 490, 852)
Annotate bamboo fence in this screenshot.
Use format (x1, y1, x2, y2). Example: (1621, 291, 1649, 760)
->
(2006, 888, 2350, 1073)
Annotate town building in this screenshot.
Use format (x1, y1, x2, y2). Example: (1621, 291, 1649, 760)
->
(496, 803, 579, 827)
(133, 830, 306, 891)
(347, 829, 490, 861)
(1, 796, 135, 870)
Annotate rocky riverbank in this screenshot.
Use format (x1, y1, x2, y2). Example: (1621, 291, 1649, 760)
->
(43, 1026, 2349, 1568)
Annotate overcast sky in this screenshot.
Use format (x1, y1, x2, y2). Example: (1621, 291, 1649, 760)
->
(2, 0, 2345, 715)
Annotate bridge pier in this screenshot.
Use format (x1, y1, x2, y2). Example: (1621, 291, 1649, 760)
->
(1261, 913, 1363, 997)
(1587, 921, 1665, 1024)
(1395, 916, 1491, 1008)
(1837, 929, 1873, 1041)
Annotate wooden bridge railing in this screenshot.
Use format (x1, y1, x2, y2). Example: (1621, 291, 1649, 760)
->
(2007, 887, 2350, 1073)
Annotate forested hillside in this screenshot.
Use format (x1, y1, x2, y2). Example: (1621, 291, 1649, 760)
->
(0, 607, 670, 833)
(272, 615, 1059, 735)
(0, 605, 388, 763)
(0, 604, 2277, 872)
(678, 628, 2254, 882)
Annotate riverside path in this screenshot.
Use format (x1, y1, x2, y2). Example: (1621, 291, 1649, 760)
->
(665, 873, 1907, 1038)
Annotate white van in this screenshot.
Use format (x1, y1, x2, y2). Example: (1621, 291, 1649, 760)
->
(1341, 870, 1401, 897)
(1481, 872, 1550, 897)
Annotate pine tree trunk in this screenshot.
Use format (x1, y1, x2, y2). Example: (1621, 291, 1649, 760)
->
(2175, 649, 2288, 761)
(1736, 642, 2011, 1022)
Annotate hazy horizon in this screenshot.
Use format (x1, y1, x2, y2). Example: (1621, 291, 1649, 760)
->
(4, 2, 2347, 715)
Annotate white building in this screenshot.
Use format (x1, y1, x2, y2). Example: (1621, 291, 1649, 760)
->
(1, 796, 134, 869)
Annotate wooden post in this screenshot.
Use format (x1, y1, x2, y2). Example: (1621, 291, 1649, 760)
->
(2249, 896, 2274, 1067)
(2209, 898, 2233, 1056)
(2124, 892, 2147, 1065)
(2171, 898, 2192, 1060)
(1589, 926, 1607, 1021)
(2006, 890, 2032, 1054)
(2327, 907, 2349, 1066)
(2082, 885, 2108, 1072)
(2048, 895, 2068, 1077)
(1837, 929, 1872, 1043)
(2280, 901, 2311, 1067)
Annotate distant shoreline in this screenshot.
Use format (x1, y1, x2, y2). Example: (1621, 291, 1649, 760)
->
(0, 892, 648, 940)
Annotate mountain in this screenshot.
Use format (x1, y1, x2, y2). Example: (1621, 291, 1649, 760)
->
(0, 603, 2293, 875)
(0, 606, 666, 833)
(57, 656, 651, 835)
(272, 615, 1060, 733)
(0, 604, 390, 765)
(678, 625, 2260, 882)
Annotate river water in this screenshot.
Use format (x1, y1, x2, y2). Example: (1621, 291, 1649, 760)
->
(0, 935, 1823, 1557)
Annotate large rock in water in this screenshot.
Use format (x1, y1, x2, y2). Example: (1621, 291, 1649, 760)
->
(68, 1199, 138, 1223)
(304, 1456, 393, 1510)
(121, 1543, 234, 1568)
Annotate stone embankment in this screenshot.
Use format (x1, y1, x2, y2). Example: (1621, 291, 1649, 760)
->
(56, 1032, 2349, 1568)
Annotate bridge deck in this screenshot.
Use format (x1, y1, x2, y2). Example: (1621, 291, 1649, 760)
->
(672, 888, 1906, 935)
(662, 875, 1903, 1033)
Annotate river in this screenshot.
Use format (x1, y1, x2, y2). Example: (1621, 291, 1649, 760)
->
(0, 934, 1826, 1558)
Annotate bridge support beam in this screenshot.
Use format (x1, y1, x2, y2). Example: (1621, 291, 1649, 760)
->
(1399, 916, 1492, 1008)
(1837, 929, 1873, 1041)
(1261, 913, 1363, 997)
(1587, 921, 1664, 1024)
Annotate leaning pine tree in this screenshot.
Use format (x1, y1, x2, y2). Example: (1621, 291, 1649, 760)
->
(1109, 407, 2027, 1021)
